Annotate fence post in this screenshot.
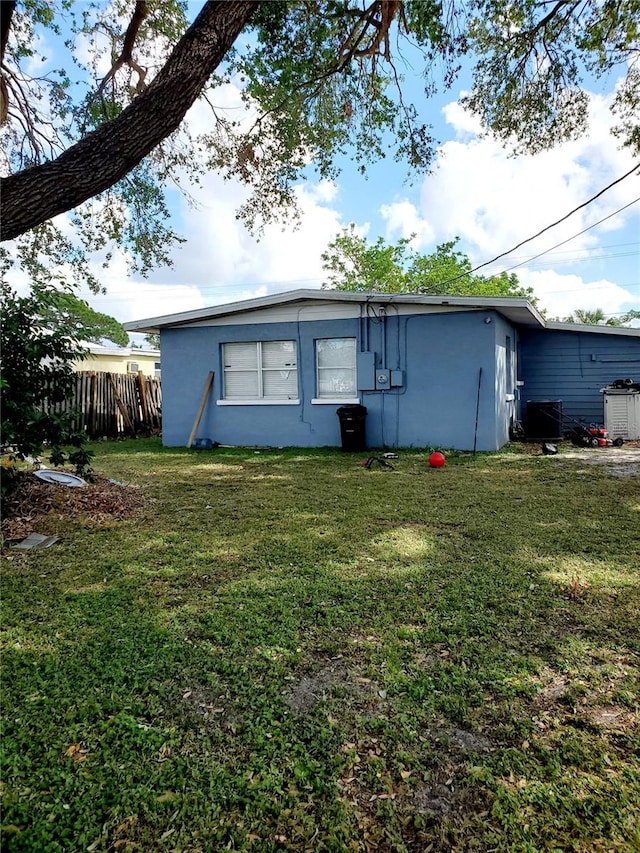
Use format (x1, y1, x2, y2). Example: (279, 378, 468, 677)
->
(107, 373, 135, 434)
(137, 371, 150, 429)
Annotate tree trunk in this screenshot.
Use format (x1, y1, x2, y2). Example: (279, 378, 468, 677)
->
(0, 1, 258, 241)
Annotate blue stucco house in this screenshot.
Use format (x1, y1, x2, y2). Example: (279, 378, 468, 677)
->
(125, 290, 640, 451)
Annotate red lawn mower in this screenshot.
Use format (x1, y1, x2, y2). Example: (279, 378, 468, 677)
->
(567, 422, 623, 448)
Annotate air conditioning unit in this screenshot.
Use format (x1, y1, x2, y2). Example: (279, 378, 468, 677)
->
(127, 361, 139, 374)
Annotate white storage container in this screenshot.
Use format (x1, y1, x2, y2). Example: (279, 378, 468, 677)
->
(603, 390, 640, 440)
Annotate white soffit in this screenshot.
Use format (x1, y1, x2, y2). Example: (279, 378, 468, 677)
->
(182, 302, 502, 326)
(123, 288, 544, 332)
(186, 300, 360, 326)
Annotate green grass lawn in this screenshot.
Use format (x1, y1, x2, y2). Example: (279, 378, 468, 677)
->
(2, 440, 639, 852)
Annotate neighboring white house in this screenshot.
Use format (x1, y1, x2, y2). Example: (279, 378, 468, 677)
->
(74, 345, 161, 378)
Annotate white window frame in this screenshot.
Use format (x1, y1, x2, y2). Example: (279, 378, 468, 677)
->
(312, 337, 359, 405)
(218, 340, 299, 405)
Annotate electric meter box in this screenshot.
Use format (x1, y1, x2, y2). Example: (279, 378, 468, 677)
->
(375, 369, 390, 390)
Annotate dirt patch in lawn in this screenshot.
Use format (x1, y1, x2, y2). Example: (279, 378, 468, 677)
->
(432, 727, 494, 753)
(532, 668, 570, 710)
(338, 734, 493, 852)
(1, 471, 146, 543)
(285, 658, 379, 715)
(583, 705, 638, 731)
(557, 441, 640, 478)
(180, 685, 235, 725)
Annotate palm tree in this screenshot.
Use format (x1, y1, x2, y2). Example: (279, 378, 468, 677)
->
(562, 308, 624, 326)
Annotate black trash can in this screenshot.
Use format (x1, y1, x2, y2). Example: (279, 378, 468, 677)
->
(336, 404, 367, 452)
(525, 400, 563, 441)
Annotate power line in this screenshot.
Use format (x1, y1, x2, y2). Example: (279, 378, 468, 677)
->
(477, 248, 639, 274)
(545, 240, 638, 254)
(438, 161, 640, 287)
(539, 282, 640, 295)
(500, 240, 639, 260)
(487, 197, 640, 275)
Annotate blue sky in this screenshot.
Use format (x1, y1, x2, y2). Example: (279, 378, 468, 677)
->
(8, 4, 639, 332)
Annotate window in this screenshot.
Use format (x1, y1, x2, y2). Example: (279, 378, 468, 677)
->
(315, 338, 357, 400)
(154, 361, 161, 379)
(222, 341, 298, 402)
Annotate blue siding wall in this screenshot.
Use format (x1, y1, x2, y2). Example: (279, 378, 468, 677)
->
(161, 310, 512, 451)
(519, 329, 640, 428)
(387, 311, 498, 450)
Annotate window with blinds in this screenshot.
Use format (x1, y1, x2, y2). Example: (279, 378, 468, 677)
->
(223, 341, 298, 401)
(316, 338, 356, 398)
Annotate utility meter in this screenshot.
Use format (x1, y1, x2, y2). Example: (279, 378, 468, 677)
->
(375, 369, 390, 390)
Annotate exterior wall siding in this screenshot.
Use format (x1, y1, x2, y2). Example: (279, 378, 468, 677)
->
(518, 329, 640, 428)
(161, 310, 509, 451)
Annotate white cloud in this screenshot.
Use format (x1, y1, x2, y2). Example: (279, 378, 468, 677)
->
(441, 100, 483, 138)
(371, 85, 640, 321)
(378, 83, 640, 317)
(158, 174, 346, 303)
(517, 269, 637, 319)
(75, 254, 206, 325)
(379, 199, 435, 247)
(307, 179, 340, 204)
(423, 87, 638, 259)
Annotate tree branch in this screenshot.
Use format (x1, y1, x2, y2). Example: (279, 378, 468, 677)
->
(0, 0, 15, 65)
(94, 1, 150, 99)
(0, 1, 258, 241)
(339, 1, 401, 64)
(0, 0, 15, 124)
(247, 1, 403, 141)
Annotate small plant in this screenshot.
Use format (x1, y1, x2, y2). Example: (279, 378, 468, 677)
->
(0, 454, 20, 495)
(48, 432, 95, 481)
(568, 575, 588, 599)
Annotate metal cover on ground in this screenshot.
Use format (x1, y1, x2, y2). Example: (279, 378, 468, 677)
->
(34, 470, 86, 487)
(12, 532, 60, 550)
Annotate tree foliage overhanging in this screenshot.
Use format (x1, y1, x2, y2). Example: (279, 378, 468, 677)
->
(0, 0, 638, 287)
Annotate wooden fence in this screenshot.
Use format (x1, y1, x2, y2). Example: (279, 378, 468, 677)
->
(43, 371, 162, 438)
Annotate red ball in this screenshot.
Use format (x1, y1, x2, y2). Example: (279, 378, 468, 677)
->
(429, 451, 446, 468)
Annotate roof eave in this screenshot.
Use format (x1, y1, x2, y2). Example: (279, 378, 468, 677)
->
(543, 321, 640, 337)
(123, 288, 545, 333)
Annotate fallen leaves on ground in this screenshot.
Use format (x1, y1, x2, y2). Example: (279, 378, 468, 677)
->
(1, 471, 146, 542)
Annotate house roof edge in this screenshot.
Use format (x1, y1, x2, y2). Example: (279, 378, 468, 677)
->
(543, 321, 640, 337)
(123, 288, 545, 333)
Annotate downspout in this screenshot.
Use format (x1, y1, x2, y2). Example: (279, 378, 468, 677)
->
(363, 297, 370, 352)
(380, 307, 387, 367)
